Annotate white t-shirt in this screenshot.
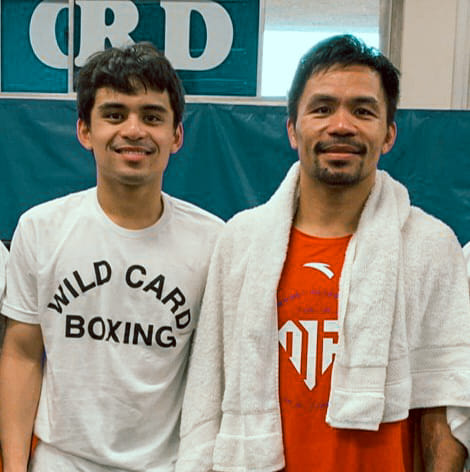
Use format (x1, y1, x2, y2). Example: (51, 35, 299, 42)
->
(3, 188, 223, 471)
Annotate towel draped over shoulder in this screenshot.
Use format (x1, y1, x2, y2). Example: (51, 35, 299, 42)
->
(177, 162, 470, 472)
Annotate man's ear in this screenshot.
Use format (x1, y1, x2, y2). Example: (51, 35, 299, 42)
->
(170, 122, 184, 154)
(286, 118, 298, 150)
(381, 122, 397, 155)
(76, 119, 93, 151)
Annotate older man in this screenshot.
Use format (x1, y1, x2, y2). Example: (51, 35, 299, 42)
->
(176, 35, 470, 472)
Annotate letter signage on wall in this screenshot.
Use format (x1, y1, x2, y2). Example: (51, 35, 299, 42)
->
(0, 0, 262, 96)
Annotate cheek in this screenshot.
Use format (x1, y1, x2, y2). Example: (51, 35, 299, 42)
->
(294, 127, 312, 148)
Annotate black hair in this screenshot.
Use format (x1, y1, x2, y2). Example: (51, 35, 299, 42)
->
(76, 42, 184, 128)
(287, 34, 400, 125)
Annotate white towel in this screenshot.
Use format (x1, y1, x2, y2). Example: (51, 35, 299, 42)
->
(177, 162, 470, 471)
(327, 166, 411, 429)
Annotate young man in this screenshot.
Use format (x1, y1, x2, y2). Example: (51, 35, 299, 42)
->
(0, 43, 222, 471)
(176, 35, 470, 471)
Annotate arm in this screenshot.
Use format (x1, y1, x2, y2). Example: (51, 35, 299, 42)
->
(420, 407, 467, 472)
(0, 318, 43, 472)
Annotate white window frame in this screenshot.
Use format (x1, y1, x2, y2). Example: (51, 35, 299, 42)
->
(451, 0, 470, 108)
(379, 0, 403, 70)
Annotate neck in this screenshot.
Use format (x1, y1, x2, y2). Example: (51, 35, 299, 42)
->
(97, 179, 163, 230)
(295, 172, 375, 238)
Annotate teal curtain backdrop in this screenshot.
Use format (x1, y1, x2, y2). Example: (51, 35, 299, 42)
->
(0, 99, 469, 245)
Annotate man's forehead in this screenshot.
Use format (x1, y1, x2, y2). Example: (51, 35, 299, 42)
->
(93, 86, 170, 107)
(305, 64, 385, 101)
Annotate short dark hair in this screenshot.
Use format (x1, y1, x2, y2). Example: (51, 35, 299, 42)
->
(287, 34, 400, 126)
(76, 42, 185, 128)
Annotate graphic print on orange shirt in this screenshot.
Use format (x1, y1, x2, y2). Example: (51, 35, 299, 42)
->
(277, 227, 413, 472)
(277, 228, 349, 427)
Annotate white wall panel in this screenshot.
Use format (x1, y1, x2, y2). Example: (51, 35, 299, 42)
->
(400, 0, 458, 108)
(264, 0, 379, 29)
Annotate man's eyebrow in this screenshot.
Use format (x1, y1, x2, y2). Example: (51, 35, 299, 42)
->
(307, 94, 380, 106)
(303, 94, 338, 110)
(97, 103, 169, 113)
(350, 96, 380, 108)
(308, 94, 338, 104)
(97, 102, 126, 111)
(140, 104, 169, 113)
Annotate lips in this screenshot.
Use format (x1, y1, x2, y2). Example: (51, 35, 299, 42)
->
(113, 146, 153, 155)
(111, 144, 156, 162)
(323, 145, 361, 154)
(315, 141, 366, 155)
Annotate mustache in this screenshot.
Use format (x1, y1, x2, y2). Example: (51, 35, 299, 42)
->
(314, 139, 367, 155)
(110, 139, 156, 152)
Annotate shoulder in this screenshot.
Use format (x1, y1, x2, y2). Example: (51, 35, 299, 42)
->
(18, 188, 94, 227)
(166, 193, 223, 224)
(163, 194, 225, 248)
(11, 189, 95, 251)
(404, 207, 459, 251)
(165, 194, 224, 229)
(403, 207, 464, 277)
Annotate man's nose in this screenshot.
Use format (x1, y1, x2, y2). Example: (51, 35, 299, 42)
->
(327, 108, 356, 135)
(120, 114, 146, 140)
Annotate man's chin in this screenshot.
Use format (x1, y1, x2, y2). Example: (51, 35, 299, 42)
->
(114, 172, 154, 187)
(316, 169, 361, 186)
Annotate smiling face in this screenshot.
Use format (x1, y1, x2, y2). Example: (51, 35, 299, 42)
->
(287, 64, 396, 189)
(77, 86, 183, 191)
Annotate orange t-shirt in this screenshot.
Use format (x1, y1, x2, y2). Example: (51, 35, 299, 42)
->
(277, 227, 413, 471)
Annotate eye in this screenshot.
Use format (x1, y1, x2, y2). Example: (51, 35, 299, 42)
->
(312, 105, 331, 115)
(143, 114, 162, 124)
(355, 107, 375, 118)
(104, 112, 123, 122)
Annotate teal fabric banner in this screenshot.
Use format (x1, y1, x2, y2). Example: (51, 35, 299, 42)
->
(0, 99, 469, 246)
(1, 0, 259, 95)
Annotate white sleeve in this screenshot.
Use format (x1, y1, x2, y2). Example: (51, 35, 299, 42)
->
(2, 215, 39, 324)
